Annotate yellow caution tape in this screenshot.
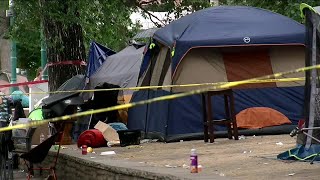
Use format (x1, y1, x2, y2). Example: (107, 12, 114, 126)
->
(0, 65, 319, 132)
(3, 77, 305, 96)
(300, 3, 318, 19)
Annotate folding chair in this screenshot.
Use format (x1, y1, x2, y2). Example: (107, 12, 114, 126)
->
(20, 131, 62, 180)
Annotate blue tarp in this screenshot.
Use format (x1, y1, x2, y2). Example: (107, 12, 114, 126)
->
(86, 41, 116, 78)
(278, 144, 320, 161)
(11, 90, 29, 108)
(153, 6, 305, 72)
(128, 86, 304, 141)
(138, 46, 152, 79)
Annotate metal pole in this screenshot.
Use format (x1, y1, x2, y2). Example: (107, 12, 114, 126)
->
(306, 12, 318, 149)
(40, 25, 48, 80)
(8, 0, 17, 93)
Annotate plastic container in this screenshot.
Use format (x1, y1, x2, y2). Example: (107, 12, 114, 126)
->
(117, 130, 141, 147)
(190, 148, 198, 173)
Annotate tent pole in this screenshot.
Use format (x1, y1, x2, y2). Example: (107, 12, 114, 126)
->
(144, 48, 153, 138)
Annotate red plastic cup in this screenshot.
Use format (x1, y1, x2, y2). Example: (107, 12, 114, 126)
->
(82, 145, 87, 155)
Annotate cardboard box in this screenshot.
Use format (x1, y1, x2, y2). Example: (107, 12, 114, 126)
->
(94, 121, 120, 144)
(31, 124, 51, 145)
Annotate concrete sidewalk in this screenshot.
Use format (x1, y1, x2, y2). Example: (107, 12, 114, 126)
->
(14, 170, 44, 180)
(18, 135, 320, 179)
(13, 170, 27, 180)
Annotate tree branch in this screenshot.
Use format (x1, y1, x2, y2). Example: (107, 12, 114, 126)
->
(137, 3, 166, 27)
(139, 0, 160, 6)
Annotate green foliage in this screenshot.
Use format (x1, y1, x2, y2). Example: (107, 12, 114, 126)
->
(16, 44, 41, 80)
(219, 0, 319, 23)
(10, 0, 140, 76)
(10, 0, 318, 78)
(77, 0, 140, 51)
(9, 0, 41, 78)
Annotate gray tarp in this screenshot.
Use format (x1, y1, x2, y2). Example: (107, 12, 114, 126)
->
(89, 45, 145, 94)
(132, 28, 159, 40)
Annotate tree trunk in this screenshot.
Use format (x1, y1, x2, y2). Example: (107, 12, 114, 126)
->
(41, 0, 86, 91)
(0, 1, 10, 72)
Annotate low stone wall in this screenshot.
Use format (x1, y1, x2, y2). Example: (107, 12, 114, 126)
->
(20, 151, 185, 180)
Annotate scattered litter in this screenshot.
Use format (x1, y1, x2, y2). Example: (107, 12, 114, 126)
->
(87, 147, 93, 153)
(165, 165, 177, 168)
(18, 170, 24, 173)
(139, 162, 145, 164)
(140, 139, 159, 143)
(140, 139, 151, 144)
(239, 135, 246, 140)
(61, 146, 68, 149)
(180, 140, 184, 142)
(219, 173, 225, 176)
(263, 163, 269, 165)
(90, 157, 96, 159)
(198, 165, 203, 172)
(205, 142, 219, 145)
(288, 173, 295, 176)
(237, 168, 241, 170)
(243, 150, 252, 154)
(182, 164, 190, 169)
(252, 135, 256, 138)
(257, 142, 262, 145)
(53, 145, 59, 150)
(276, 142, 284, 146)
(127, 145, 143, 149)
(100, 151, 116, 155)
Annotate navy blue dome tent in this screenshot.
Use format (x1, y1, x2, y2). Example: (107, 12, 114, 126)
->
(129, 6, 306, 142)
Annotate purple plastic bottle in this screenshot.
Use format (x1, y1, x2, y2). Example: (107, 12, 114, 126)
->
(190, 149, 198, 173)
